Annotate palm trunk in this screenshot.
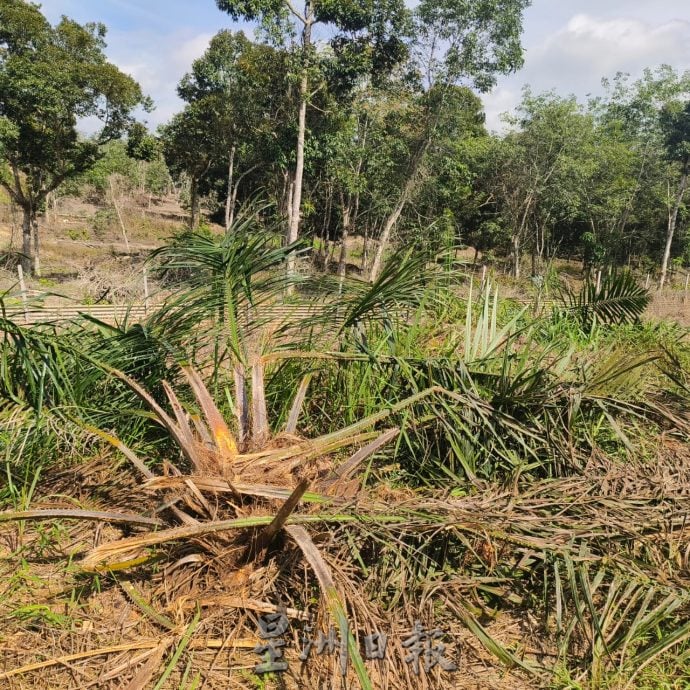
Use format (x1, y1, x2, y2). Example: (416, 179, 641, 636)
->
(224, 145, 236, 232)
(659, 168, 688, 290)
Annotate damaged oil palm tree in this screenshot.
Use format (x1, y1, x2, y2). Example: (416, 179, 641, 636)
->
(69, 360, 498, 689)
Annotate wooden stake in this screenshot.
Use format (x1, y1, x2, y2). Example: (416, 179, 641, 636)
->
(109, 176, 130, 254)
(17, 264, 28, 325)
(143, 268, 149, 315)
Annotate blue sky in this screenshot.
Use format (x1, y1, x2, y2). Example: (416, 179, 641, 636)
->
(39, 0, 690, 131)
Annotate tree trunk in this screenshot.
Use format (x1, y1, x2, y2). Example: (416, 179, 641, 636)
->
(224, 145, 236, 232)
(286, 8, 313, 282)
(32, 215, 41, 278)
(286, 178, 294, 237)
(20, 206, 33, 276)
(338, 192, 352, 278)
(659, 168, 688, 290)
(109, 176, 130, 253)
(190, 178, 200, 230)
(512, 235, 521, 279)
(369, 139, 430, 283)
(362, 223, 369, 271)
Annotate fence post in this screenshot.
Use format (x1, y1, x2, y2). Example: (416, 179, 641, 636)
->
(143, 268, 150, 316)
(17, 264, 29, 325)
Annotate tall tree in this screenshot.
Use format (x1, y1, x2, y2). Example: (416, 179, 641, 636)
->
(0, 0, 148, 275)
(214, 0, 410, 276)
(177, 31, 291, 231)
(369, 0, 531, 281)
(659, 100, 690, 289)
(160, 102, 218, 230)
(594, 67, 690, 273)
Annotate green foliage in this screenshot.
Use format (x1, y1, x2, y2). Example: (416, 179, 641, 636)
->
(78, 141, 138, 194)
(165, 30, 292, 224)
(0, 0, 149, 273)
(415, 0, 531, 91)
(559, 271, 651, 330)
(126, 123, 160, 162)
(0, 2, 147, 189)
(148, 211, 306, 366)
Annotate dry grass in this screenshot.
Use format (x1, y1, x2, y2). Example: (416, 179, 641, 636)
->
(2, 398, 690, 689)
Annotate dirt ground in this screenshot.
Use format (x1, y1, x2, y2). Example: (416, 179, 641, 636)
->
(0, 193, 186, 303)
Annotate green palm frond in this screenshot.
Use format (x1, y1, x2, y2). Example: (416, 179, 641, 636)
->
(559, 271, 650, 329)
(148, 210, 307, 365)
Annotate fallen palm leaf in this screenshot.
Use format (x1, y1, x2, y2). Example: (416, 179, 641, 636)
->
(143, 476, 333, 504)
(287, 525, 373, 690)
(0, 508, 162, 527)
(0, 638, 259, 680)
(80, 513, 406, 572)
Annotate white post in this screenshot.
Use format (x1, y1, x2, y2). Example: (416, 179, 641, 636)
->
(143, 268, 149, 316)
(645, 273, 650, 290)
(17, 264, 29, 325)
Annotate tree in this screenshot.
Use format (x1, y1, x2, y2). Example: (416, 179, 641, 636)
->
(0, 0, 148, 275)
(160, 102, 218, 230)
(176, 31, 292, 231)
(594, 67, 690, 275)
(494, 91, 597, 277)
(368, 0, 531, 281)
(215, 0, 411, 276)
(659, 100, 690, 289)
(409, 85, 487, 257)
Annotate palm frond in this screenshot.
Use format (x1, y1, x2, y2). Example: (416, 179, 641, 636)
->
(559, 271, 650, 329)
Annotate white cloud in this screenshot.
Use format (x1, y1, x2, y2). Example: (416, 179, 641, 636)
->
(107, 31, 213, 128)
(485, 11, 690, 131)
(483, 87, 521, 134)
(540, 14, 690, 85)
